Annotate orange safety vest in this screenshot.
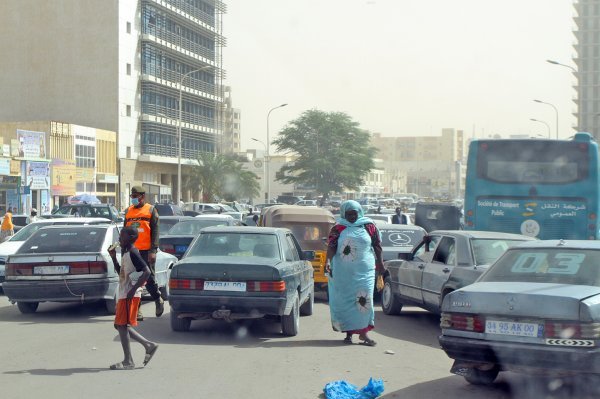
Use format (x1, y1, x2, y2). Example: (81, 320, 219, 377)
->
(125, 203, 154, 250)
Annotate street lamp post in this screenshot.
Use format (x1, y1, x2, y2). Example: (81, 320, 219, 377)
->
(266, 103, 288, 203)
(547, 59, 579, 131)
(533, 99, 559, 139)
(251, 137, 267, 202)
(530, 118, 551, 138)
(177, 66, 210, 205)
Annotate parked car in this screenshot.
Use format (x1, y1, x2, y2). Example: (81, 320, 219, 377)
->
(0, 217, 112, 288)
(153, 203, 184, 216)
(51, 203, 123, 223)
(378, 224, 427, 261)
(439, 240, 600, 385)
(381, 230, 535, 315)
(364, 214, 394, 224)
(159, 215, 240, 259)
(276, 195, 302, 205)
(168, 226, 315, 335)
(2, 224, 176, 314)
(159, 216, 197, 237)
(294, 200, 318, 206)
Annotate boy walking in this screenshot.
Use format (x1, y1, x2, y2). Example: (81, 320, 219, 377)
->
(108, 226, 159, 370)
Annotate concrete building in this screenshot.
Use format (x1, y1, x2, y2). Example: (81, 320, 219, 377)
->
(222, 86, 242, 153)
(0, 121, 117, 213)
(0, 0, 226, 207)
(372, 128, 466, 198)
(574, 0, 599, 138)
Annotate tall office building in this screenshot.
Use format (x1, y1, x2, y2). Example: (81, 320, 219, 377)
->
(574, 0, 600, 138)
(0, 0, 226, 206)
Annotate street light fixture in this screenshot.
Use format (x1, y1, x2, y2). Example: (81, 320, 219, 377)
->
(529, 118, 551, 138)
(547, 59, 579, 132)
(266, 103, 288, 203)
(177, 65, 211, 205)
(533, 99, 559, 139)
(251, 137, 267, 202)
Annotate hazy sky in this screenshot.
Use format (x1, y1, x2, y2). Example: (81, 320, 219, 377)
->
(223, 0, 575, 152)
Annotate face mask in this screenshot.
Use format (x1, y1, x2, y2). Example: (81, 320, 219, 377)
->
(131, 197, 140, 206)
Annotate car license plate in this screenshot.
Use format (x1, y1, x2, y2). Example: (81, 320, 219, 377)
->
(175, 245, 188, 253)
(204, 281, 246, 291)
(485, 319, 543, 337)
(33, 265, 70, 275)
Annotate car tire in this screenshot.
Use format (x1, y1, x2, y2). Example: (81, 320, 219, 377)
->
(170, 309, 191, 332)
(300, 285, 314, 316)
(381, 277, 403, 315)
(281, 294, 299, 336)
(464, 366, 500, 385)
(17, 302, 39, 314)
(105, 293, 117, 315)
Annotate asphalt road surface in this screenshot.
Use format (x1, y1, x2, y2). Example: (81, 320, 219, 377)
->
(0, 292, 595, 399)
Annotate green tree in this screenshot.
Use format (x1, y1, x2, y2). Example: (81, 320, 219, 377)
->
(187, 152, 260, 202)
(272, 109, 376, 203)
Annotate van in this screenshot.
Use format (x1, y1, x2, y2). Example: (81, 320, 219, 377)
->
(276, 195, 301, 205)
(153, 203, 184, 216)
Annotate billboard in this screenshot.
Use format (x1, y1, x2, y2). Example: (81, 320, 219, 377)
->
(16, 129, 47, 159)
(51, 160, 76, 196)
(26, 161, 50, 190)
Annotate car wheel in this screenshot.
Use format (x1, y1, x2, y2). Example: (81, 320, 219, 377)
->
(281, 293, 299, 336)
(17, 302, 39, 314)
(170, 309, 191, 332)
(464, 366, 500, 385)
(381, 277, 403, 315)
(105, 293, 117, 315)
(300, 285, 314, 316)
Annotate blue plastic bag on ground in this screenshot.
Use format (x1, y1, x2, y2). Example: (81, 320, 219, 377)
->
(324, 378, 385, 399)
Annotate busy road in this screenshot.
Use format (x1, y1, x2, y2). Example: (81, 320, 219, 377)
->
(0, 291, 593, 399)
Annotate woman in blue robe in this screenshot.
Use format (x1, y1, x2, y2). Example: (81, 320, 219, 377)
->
(326, 200, 384, 346)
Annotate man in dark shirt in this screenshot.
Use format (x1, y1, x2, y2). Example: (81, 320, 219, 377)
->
(392, 207, 407, 224)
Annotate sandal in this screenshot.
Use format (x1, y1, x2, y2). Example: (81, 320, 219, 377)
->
(143, 344, 159, 366)
(110, 362, 135, 370)
(359, 337, 377, 347)
(343, 336, 353, 344)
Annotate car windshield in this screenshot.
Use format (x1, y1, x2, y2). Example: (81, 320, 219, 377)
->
(380, 228, 425, 249)
(471, 239, 529, 265)
(187, 232, 280, 260)
(168, 220, 229, 235)
(160, 219, 181, 237)
(17, 227, 107, 254)
(482, 248, 600, 286)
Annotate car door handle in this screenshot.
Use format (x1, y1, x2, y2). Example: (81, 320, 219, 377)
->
(418, 264, 425, 269)
(442, 267, 450, 273)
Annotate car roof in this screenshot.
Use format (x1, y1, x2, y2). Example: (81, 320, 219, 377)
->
(200, 226, 284, 234)
(430, 230, 536, 240)
(377, 224, 426, 232)
(193, 214, 234, 220)
(37, 224, 111, 230)
(159, 216, 195, 221)
(35, 217, 112, 224)
(511, 240, 600, 249)
(59, 203, 110, 207)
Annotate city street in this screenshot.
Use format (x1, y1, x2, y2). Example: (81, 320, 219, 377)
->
(0, 292, 589, 399)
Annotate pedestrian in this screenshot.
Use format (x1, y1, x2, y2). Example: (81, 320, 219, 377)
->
(52, 204, 59, 213)
(108, 226, 159, 370)
(391, 207, 406, 224)
(178, 198, 184, 208)
(376, 205, 382, 214)
(124, 186, 164, 320)
(252, 214, 259, 225)
(325, 200, 384, 346)
(30, 208, 39, 223)
(0, 209, 14, 242)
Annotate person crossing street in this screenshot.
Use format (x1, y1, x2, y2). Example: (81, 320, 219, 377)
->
(124, 186, 164, 320)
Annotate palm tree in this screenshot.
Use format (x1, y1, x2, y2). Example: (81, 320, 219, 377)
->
(187, 152, 260, 202)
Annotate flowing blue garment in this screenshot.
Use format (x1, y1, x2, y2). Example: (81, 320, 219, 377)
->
(328, 223, 375, 332)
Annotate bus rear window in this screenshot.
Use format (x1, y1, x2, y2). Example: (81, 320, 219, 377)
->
(477, 141, 588, 184)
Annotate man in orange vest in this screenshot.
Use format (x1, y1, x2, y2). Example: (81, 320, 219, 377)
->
(124, 186, 164, 320)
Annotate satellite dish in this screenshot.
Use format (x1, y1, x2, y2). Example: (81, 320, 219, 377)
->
(253, 160, 263, 168)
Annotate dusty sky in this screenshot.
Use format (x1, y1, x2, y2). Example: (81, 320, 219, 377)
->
(223, 0, 575, 152)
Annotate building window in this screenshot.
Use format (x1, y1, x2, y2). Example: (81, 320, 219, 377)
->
(127, 21, 131, 33)
(126, 63, 131, 75)
(126, 105, 131, 116)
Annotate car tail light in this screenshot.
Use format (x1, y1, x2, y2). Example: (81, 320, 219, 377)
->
(5, 263, 33, 276)
(440, 313, 485, 332)
(169, 278, 204, 290)
(246, 281, 286, 292)
(544, 321, 600, 339)
(161, 244, 175, 254)
(69, 261, 108, 274)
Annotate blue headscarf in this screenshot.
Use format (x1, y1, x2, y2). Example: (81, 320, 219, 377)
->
(338, 200, 373, 227)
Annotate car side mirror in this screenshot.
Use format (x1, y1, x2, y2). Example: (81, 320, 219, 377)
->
(302, 250, 315, 261)
(398, 253, 413, 261)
